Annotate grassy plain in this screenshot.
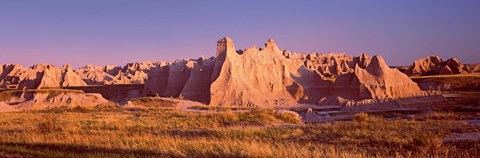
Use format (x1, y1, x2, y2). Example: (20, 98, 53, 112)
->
(0, 105, 478, 158)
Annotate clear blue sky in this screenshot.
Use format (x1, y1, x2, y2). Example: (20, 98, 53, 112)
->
(1, 0, 479, 68)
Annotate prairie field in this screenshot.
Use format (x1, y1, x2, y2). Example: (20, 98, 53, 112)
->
(0, 105, 478, 158)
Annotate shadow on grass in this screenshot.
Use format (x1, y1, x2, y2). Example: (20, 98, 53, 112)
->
(0, 142, 172, 157)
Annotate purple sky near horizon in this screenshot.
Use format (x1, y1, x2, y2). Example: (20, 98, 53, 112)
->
(1, 0, 479, 68)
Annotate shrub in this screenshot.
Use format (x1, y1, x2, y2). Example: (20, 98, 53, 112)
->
(36, 116, 63, 134)
(353, 112, 369, 123)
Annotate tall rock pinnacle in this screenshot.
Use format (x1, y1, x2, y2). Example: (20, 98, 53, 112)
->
(264, 38, 280, 53)
(216, 37, 235, 59)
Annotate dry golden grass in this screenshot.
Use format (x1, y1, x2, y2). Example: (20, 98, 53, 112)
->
(411, 74, 480, 91)
(409, 73, 480, 79)
(188, 105, 253, 111)
(0, 89, 84, 102)
(129, 97, 178, 107)
(0, 107, 478, 157)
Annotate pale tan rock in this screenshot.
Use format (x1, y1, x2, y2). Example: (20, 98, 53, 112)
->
(405, 55, 472, 76)
(209, 38, 302, 107)
(75, 62, 155, 85)
(0, 64, 27, 88)
(75, 65, 114, 85)
(61, 64, 87, 87)
(337, 55, 424, 100)
(140, 37, 433, 108)
(180, 57, 216, 103)
(17, 64, 62, 89)
(15, 92, 108, 110)
(15, 64, 86, 89)
(104, 65, 122, 76)
(300, 52, 369, 77)
(3, 37, 437, 110)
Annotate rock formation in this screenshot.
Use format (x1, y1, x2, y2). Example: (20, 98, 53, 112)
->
(74, 62, 154, 85)
(142, 37, 435, 107)
(209, 38, 300, 106)
(2, 37, 439, 109)
(296, 52, 371, 77)
(405, 55, 472, 76)
(61, 64, 87, 87)
(332, 56, 424, 100)
(473, 64, 480, 72)
(3, 91, 108, 111)
(14, 64, 86, 89)
(0, 64, 27, 88)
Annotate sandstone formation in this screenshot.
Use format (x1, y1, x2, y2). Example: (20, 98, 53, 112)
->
(75, 62, 153, 85)
(1, 37, 439, 109)
(61, 64, 87, 87)
(332, 55, 425, 100)
(1, 64, 87, 89)
(0, 64, 27, 88)
(4, 91, 108, 111)
(405, 55, 472, 76)
(296, 52, 371, 77)
(15, 64, 87, 89)
(473, 64, 480, 72)
(141, 37, 435, 107)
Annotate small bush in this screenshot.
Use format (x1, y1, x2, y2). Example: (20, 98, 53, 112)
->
(275, 111, 302, 124)
(353, 112, 369, 122)
(36, 116, 63, 134)
(97, 102, 119, 109)
(411, 133, 443, 150)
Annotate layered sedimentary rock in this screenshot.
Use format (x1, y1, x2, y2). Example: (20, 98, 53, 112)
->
(61, 64, 87, 87)
(2, 37, 437, 108)
(473, 65, 480, 72)
(15, 64, 86, 89)
(3, 91, 108, 111)
(296, 52, 371, 77)
(75, 62, 154, 85)
(0, 64, 27, 88)
(142, 37, 433, 107)
(75, 65, 114, 85)
(142, 58, 216, 103)
(180, 57, 215, 103)
(332, 56, 425, 100)
(405, 55, 472, 76)
(209, 38, 301, 106)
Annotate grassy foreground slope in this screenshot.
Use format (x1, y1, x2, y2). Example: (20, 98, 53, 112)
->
(0, 106, 478, 158)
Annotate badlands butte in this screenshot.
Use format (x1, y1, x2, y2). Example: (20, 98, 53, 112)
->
(0, 37, 478, 112)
